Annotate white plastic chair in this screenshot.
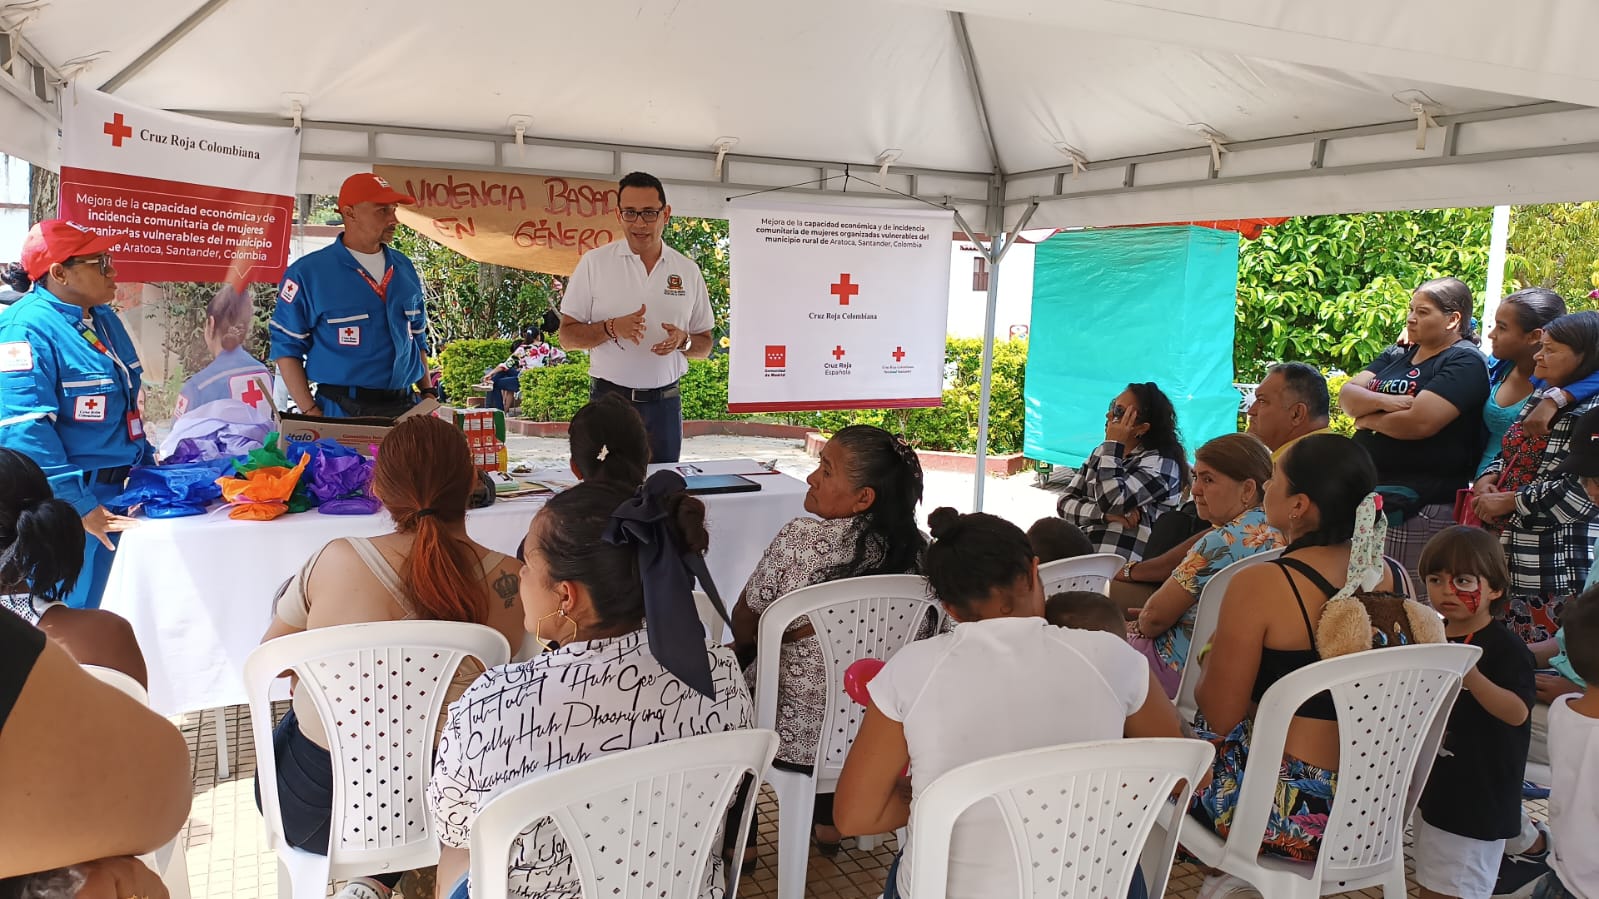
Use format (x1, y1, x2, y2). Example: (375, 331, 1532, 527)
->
(754, 573, 941, 899)
(1038, 552, 1124, 596)
(693, 588, 727, 644)
(1174, 548, 1284, 724)
(81, 665, 191, 899)
(245, 621, 512, 899)
(1155, 642, 1482, 899)
(468, 728, 779, 899)
(906, 738, 1215, 899)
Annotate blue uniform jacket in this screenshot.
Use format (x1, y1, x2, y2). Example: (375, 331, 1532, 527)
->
(0, 286, 154, 515)
(176, 346, 273, 415)
(268, 235, 428, 391)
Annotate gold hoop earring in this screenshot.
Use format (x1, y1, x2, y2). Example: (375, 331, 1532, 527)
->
(533, 608, 578, 651)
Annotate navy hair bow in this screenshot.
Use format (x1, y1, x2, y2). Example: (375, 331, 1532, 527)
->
(601, 470, 730, 698)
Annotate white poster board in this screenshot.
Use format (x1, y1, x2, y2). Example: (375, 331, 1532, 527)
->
(727, 201, 953, 412)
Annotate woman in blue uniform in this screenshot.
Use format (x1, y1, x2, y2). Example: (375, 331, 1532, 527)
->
(175, 282, 272, 417)
(0, 220, 151, 609)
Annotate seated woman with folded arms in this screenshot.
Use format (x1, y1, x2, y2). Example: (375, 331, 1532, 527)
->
(834, 507, 1183, 899)
(256, 415, 527, 899)
(428, 472, 753, 899)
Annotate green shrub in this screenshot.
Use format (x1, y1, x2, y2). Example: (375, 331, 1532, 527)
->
(513, 339, 1031, 456)
(520, 354, 593, 421)
(1326, 371, 1356, 436)
(440, 339, 514, 405)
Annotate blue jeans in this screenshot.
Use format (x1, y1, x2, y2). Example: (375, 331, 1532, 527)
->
(589, 378, 683, 463)
(483, 371, 521, 410)
(880, 850, 1148, 898)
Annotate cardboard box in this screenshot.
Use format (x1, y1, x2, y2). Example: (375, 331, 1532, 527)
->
(276, 399, 445, 456)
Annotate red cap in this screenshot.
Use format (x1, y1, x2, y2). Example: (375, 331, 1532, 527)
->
(20, 219, 124, 280)
(338, 173, 415, 209)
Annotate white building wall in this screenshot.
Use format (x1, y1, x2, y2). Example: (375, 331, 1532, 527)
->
(0, 155, 30, 262)
(944, 237, 1038, 341)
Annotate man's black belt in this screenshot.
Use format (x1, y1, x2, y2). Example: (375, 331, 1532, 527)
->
(595, 378, 680, 403)
(84, 466, 131, 485)
(316, 384, 413, 402)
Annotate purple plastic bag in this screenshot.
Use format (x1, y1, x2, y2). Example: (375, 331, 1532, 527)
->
(287, 438, 379, 514)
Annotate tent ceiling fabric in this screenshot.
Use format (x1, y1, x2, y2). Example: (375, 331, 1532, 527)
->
(5, 0, 1599, 227)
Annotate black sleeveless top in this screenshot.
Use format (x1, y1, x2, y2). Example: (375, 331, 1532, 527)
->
(1251, 555, 1407, 721)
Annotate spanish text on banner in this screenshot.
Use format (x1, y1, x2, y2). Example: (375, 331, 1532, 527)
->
(727, 201, 953, 413)
(375, 165, 619, 276)
(60, 84, 300, 284)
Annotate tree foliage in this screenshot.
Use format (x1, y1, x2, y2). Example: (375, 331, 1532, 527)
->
(1505, 203, 1599, 311)
(1234, 208, 1492, 379)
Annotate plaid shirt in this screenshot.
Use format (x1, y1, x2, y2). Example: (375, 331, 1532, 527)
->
(1056, 441, 1185, 560)
(1481, 394, 1599, 598)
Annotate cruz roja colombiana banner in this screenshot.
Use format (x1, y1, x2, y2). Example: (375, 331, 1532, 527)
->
(727, 201, 953, 412)
(59, 83, 301, 284)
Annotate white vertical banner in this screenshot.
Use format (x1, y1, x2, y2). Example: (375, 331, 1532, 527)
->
(727, 201, 953, 412)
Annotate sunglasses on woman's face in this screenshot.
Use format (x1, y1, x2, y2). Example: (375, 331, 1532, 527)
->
(1107, 402, 1126, 422)
(63, 253, 113, 276)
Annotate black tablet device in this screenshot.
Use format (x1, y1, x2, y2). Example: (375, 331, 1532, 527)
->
(683, 474, 761, 495)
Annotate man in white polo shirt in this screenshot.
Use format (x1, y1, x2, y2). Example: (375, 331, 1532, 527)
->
(558, 171, 713, 463)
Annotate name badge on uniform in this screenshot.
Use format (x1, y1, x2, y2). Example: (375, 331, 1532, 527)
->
(74, 395, 108, 422)
(126, 412, 145, 442)
(0, 341, 32, 372)
(339, 326, 361, 347)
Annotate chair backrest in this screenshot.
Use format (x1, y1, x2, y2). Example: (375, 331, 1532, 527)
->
(754, 573, 940, 785)
(693, 589, 726, 644)
(1038, 552, 1124, 596)
(468, 728, 779, 899)
(1174, 547, 1283, 723)
(907, 738, 1215, 899)
(245, 621, 511, 878)
(82, 664, 149, 703)
(1218, 643, 1481, 885)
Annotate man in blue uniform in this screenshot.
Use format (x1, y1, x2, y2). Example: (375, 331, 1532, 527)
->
(270, 173, 432, 419)
(0, 219, 151, 609)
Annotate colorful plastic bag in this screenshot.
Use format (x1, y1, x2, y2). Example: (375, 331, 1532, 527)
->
(217, 449, 310, 521)
(107, 458, 236, 518)
(288, 438, 380, 515)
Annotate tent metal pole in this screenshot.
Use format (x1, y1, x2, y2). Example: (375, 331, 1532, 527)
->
(962, 199, 1039, 511)
(1484, 204, 1511, 325)
(99, 0, 234, 93)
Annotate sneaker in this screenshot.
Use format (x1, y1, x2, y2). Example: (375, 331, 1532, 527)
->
(334, 879, 392, 899)
(1196, 874, 1264, 899)
(1521, 780, 1552, 800)
(1495, 839, 1552, 898)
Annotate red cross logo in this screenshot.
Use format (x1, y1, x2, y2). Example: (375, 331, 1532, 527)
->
(830, 274, 859, 306)
(239, 380, 267, 408)
(103, 113, 133, 147)
(84, 398, 99, 411)
(832, 345, 846, 360)
(892, 346, 906, 362)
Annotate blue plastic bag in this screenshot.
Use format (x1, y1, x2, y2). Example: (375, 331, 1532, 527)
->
(107, 458, 236, 518)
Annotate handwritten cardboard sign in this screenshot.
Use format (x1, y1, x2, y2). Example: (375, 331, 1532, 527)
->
(375, 165, 620, 276)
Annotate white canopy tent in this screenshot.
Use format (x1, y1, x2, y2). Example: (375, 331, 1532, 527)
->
(5, 0, 1599, 506)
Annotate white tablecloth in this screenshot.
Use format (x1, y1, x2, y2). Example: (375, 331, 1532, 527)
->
(102, 459, 808, 715)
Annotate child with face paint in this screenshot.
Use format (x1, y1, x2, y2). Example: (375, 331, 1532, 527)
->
(1412, 526, 1538, 899)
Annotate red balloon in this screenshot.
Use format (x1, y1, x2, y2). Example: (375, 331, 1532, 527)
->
(844, 658, 886, 707)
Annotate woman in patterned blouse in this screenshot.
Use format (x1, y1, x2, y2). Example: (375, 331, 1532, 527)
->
(1472, 311, 1599, 644)
(1055, 382, 1191, 560)
(729, 425, 926, 859)
(1127, 432, 1284, 696)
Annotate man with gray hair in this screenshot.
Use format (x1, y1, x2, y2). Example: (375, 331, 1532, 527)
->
(1247, 361, 1333, 459)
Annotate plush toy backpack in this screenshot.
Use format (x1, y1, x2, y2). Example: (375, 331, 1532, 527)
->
(1292, 492, 1445, 658)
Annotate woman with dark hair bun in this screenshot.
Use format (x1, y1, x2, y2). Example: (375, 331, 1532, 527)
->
(1339, 276, 1490, 584)
(567, 393, 650, 486)
(1055, 381, 1190, 560)
(1473, 311, 1599, 645)
(256, 415, 527, 899)
(833, 506, 1181, 899)
(174, 282, 272, 417)
(428, 472, 752, 899)
(730, 423, 927, 856)
(0, 447, 147, 684)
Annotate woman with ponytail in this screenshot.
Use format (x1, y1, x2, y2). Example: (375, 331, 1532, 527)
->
(0, 447, 147, 684)
(567, 393, 651, 486)
(174, 282, 272, 417)
(428, 472, 752, 899)
(256, 415, 525, 899)
(728, 424, 927, 858)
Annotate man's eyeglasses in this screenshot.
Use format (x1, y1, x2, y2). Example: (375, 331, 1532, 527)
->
(63, 254, 113, 276)
(619, 207, 664, 223)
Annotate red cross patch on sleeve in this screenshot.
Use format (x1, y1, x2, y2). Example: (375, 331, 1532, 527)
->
(0, 342, 32, 372)
(280, 279, 299, 303)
